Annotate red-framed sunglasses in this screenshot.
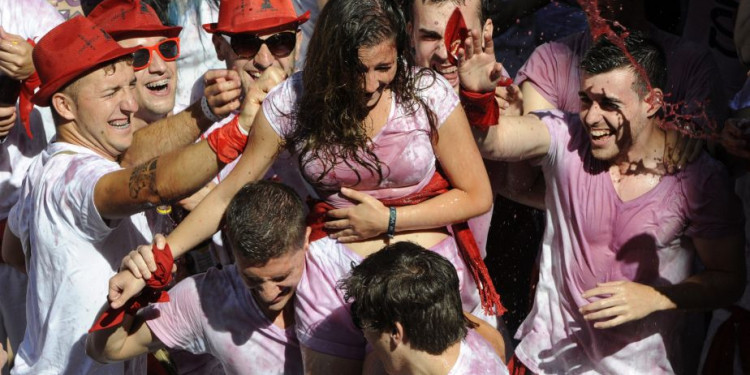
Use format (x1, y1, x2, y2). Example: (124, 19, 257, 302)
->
(222, 32, 296, 60)
(132, 37, 180, 71)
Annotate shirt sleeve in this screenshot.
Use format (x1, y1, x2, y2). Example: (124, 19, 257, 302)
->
(261, 73, 301, 137)
(18, 0, 64, 41)
(48, 154, 120, 243)
(144, 275, 208, 354)
(536, 110, 571, 170)
(416, 71, 460, 128)
(515, 42, 567, 107)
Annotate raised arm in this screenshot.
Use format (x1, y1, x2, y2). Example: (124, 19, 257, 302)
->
(472, 112, 550, 162)
(120, 69, 243, 168)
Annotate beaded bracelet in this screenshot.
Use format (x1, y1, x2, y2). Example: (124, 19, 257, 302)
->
(386, 207, 397, 239)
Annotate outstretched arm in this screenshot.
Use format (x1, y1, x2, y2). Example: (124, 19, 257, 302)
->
(120, 69, 243, 167)
(107, 109, 283, 309)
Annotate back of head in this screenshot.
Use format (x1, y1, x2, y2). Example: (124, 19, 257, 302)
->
(224, 180, 306, 265)
(340, 242, 469, 355)
(580, 31, 667, 97)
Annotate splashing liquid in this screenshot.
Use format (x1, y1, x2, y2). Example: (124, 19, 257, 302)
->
(577, 0, 719, 139)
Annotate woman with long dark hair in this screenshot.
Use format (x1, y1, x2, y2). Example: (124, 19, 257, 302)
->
(118, 0, 498, 372)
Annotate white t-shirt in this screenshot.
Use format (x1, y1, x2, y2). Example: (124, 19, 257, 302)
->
(0, 0, 62, 218)
(447, 330, 509, 375)
(144, 264, 303, 375)
(8, 142, 151, 375)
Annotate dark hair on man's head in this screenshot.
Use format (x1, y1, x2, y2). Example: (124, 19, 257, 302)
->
(340, 242, 471, 355)
(224, 180, 306, 265)
(401, 0, 486, 26)
(580, 31, 667, 98)
(288, 0, 438, 190)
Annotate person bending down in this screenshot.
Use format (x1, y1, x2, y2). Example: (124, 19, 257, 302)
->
(87, 180, 310, 374)
(340, 241, 509, 375)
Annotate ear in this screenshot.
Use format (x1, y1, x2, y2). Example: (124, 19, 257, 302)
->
(212, 34, 228, 62)
(294, 30, 303, 64)
(51, 92, 76, 122)
(390, 322, 405, 345)
(644, 88, 664, 118)
(406, 21, 415, 49)
(303, 226, 311, 252)
(482, 17, 493, 39)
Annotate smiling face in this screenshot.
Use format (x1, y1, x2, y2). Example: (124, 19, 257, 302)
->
(409, 0, 488, 90)
(214, 29, 301, 91)
(358, 40, 398, 107)
(117, 36, 177, 124)
(579, 67, 656, 161)
(237, 247, 306, 318)
(56, 60, 138, 160)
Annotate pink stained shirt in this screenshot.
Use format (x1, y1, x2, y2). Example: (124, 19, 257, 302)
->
(514, 110, 743, 374)
(144, 265, 302, 375)
(447, 330, 509, 375)
(262, 70, 459, 208)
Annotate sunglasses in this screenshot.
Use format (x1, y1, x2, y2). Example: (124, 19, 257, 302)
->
(132, 37, 180, 71)
(223, 32, 296, 60)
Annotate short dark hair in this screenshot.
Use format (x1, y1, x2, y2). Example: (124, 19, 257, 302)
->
(340, 242, 471, 355)
(580, 31, 667, 98)
(224, 180, 306, 265)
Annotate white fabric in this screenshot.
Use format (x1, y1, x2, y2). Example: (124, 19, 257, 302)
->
(8, 142, 150, 375)
(0, 0, 62, 218)
(447, 330, 508, 375)
(169, 0, 223, 112)
(144, 264, 302, 375)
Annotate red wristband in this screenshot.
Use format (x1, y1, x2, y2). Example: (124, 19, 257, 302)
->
(460, 88, 499, 132)
(89, 243, 174, 332)
(17, 38, 39, 140)
(206, 115, 248, 164)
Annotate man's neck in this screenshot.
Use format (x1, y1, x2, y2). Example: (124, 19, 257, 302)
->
(254, 295, 295, 330)
(612, 120, 666, 176)
(55, 122, 118, 162)
(399, 341, 462, 375)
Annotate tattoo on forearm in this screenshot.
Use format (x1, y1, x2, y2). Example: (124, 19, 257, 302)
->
(129, 158, 159, 199)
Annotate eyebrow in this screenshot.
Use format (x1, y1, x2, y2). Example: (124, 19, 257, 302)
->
(578, 90, 623, 104)
(244, 272, 291, 283)
(418, 28, 442, 39)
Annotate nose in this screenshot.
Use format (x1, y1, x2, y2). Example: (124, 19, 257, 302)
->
(257, 282, 281, 302)
(147, 50, 167, 75)
(121, 86, 139, 114)
(582, 102, 602, 126)
(364, 73, 380, 94)
(253, 43, 273, 72)
(434, 39, 449, 62)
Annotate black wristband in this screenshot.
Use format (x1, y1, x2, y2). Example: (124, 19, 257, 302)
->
(386, 207, 397, 239)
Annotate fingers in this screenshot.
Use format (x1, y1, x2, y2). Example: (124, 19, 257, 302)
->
(339, 186, 375, 204)
(581, 304, 626, 322)
(592, 315, 628, 329)
(323, 218, 350, 230)
(108, 271, 147, 309)
(483, 28, 495, 56)
(154, 234, 168, 250)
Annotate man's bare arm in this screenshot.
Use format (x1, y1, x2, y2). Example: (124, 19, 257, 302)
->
(121, 70, 243, 168)
(86, 310, 162, 363)
(95, 140, 222, 219)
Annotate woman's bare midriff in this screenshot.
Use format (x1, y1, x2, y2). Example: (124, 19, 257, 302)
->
(343, 228, 450, 259)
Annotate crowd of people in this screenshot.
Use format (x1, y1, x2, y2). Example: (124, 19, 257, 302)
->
(0, 0, 748, 374)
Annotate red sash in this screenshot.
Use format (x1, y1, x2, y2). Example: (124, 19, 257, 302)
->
(307, 170, 505, 316)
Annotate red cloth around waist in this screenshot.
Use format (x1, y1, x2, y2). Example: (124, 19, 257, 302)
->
(307, 170, 505, 316)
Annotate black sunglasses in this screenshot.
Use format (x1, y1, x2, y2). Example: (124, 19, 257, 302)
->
(226, 32, 296, 60)
(132, 38, 180, 71)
